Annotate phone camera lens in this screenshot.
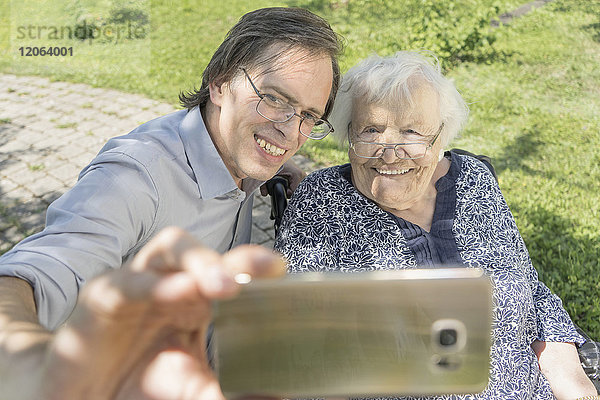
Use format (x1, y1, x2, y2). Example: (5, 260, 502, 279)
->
(439, 328, 458, 346)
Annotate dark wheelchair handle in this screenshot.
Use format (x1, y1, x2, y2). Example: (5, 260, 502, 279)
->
(265, 176, 289, 235)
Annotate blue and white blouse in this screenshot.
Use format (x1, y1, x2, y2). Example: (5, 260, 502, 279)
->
(274, 152, 584, 399)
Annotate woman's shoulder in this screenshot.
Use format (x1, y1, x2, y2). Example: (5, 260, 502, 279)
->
(295, 164, 350, 194)
(303, 164, 347, 182)
(450, 150, 497, 182)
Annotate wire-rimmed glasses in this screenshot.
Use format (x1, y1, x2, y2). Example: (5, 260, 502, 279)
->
(241, 68, 333, 140)
(349, 123, 444, 160)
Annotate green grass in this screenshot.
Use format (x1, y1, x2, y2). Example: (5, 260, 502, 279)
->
(451, 0, 600, 337)
(28, 164, 45, 171)
(0, 0, 519, 103)
(0, 0, 598, 337)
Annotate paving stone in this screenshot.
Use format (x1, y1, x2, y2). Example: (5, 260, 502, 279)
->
(261, 239, 275, 249)
(70, 152, 96, 169)
(4, 115, 32, 127)
(32, 135, 62, 151)
(134, 97, 161, 109)
(27, 119, 59, 133)
(27, 175, 67, 198)
(57, 143, 89, 159)
(0, 102, 36, 116)
(44, 127, 79, 141)
(42, 190, 65, 205)
(0, 179, 18, 195)
(20, 212, 46, 233)
(100, 102, 124, 115)
(111, 119, 140, 134)
(31, 87, 57, 97)
(14, 130, 47, 145)
(254, 193, 271, 207)
(48, 81, 72, 90)
(0, 244, 12, 255)
(151, 103, 177, 115)
(4, 186, 35, 203)
(89, 125, 122, 141)
(77, 134, 106, 150)
(0, 138, 30, 153)
(77, 108, 103, 121)
(16, 152, 45, 166)
(1, 225, 24, 245)
(48, 163, 81, 185)
(20, 76, 50, 87)
(252, 203, 275, 231)
(10, 198, 47, 219)
(115, 107, 142, 119)
(131, 110, 166, 126)
(0, 153, 11, 166)
(251, 226, 272, 245)
(36, 110, 67, 122)
(0, 194, 17, 210)
(3, 165, 37, 185)
(0, 72, 288, 249)
(52, 115, 81, 128)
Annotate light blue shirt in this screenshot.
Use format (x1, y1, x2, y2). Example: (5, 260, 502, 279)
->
(0, 107, 261, 330)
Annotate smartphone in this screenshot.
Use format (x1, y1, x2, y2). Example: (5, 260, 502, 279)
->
(212, 268, 493, 399)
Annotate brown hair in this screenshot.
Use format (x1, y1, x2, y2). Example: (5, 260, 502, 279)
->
(179, 7, 343, 119)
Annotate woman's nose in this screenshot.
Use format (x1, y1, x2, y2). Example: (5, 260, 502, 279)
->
(381, 146, 399, 163)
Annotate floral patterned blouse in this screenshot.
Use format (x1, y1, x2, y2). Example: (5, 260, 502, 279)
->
(274, 152, 584, 399)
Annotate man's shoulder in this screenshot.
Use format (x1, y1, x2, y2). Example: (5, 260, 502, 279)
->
(79, 109, 194, 182)
(95, 110, 189, 164)
(130, 109, 188, 136)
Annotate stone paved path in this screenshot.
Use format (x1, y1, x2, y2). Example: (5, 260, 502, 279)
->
(0, 73, 316, 254)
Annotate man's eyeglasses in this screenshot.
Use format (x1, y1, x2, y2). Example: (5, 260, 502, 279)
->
(349, 123, 444, 160)
(241, 68, 333, 140)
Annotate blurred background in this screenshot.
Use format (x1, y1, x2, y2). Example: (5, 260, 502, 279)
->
(0, 0, 598, 337)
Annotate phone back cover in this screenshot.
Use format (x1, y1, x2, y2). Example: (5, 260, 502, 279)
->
(213, 268, 493, 398)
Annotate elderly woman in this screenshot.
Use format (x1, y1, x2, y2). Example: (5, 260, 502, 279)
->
(274, 52, 596, 399)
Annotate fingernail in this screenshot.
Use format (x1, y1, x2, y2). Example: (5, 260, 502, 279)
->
(234, 273, 252, 284)
(204, 264, 236, 294)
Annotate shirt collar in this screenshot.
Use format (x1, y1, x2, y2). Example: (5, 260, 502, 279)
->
(179, 107, 262, 200)
(434, 150, 461, 193)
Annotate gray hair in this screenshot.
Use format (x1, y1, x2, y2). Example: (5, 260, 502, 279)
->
(330, 51, 469, 148)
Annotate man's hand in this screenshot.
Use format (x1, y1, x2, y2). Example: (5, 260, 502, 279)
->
(2, 227, 285, 400)
(260, 158, 307, 198)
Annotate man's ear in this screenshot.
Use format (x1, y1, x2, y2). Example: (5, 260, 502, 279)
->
(209, 80, 226, 107)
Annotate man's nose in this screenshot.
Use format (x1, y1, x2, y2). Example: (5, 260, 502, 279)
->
(275, 115, 302, 139)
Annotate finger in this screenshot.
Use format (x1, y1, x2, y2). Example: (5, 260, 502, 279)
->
(141, 351, 225, 400)
(116, 341, 227, 400)
(82, 227, 237, 312)
(221, 245, 286, 280)
(148, 254, 239, 303)
(128, 227, 239, 299)
(131, 226, 204, 273)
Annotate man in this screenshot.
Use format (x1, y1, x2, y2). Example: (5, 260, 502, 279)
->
(0, 7, 342, 399)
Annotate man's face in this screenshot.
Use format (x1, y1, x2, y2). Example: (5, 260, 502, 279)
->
(208, 50, 333, 185)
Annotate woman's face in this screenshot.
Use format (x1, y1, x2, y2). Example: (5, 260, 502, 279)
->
(348, 81, 445, 213)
